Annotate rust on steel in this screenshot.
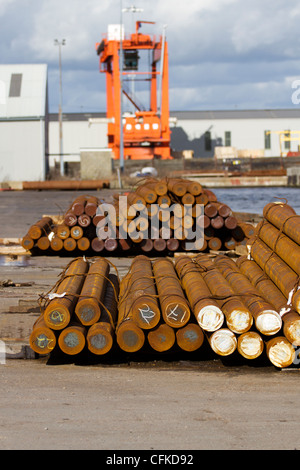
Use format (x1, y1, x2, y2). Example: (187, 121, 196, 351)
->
(263, 202, 300, 246)
(28, 217, 53, 240)
(147, 323, 175, 352)
(195, 254, 253, 334)
(255, 219, 300, 276)
(63, 237, 77, 251)
(176, 322, 204, 352)
(85, 196, 99, 217)
(29, 314, 57, 355)
(43, 258, 89, 330)
(167, 178, 187, 197)
(119, 255, 160, 330)
(22, 180, 110, 190)
(21, 235, 35, 251)
(75, 258, 110, 325)
(116, 273, 145, 353)
(250, 237, 300, 314)
(135, 183, 158, 204)
(214, 255, 282, 336)
(58, 322, 86, 355)
(87, 273, 119, 355)
(174, 255, 224, 332)
(152, 258, 191, 328)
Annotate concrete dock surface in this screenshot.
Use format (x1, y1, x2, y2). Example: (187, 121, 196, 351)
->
(0, 188, 300, 451)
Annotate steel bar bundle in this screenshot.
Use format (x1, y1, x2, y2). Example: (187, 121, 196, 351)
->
(30, 256, 120, 357)
(213, 254, 296, 368)
(250, 234, 300, 314)
(214, 254, 282, 336)
(22, 217, 54, 251)
(174, 255, 224, 332)
(263, 202, 300, 245)
(86, 273, 119, 355)
(236, 255, 300, 346)
(152, 258, 190, 328)
(115, 271, 145, 353)
(194, 254, 253, 334)
(75, 258, 110, 325)
(29, 251, 299, 367)
(43, 258, 89, 330)
(116, 255, 164, 353)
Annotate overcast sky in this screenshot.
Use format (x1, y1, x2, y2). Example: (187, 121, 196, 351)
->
(1, 0, 300, 113)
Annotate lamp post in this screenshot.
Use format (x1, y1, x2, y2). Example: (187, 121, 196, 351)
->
(119, 3, 143, 174)
(54, 38, 66, 177)
(119, 2, 124, 174)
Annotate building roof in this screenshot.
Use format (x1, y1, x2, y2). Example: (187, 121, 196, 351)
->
(169, 109, 300, 120)
(0, 64, 48, 119)
(48, 108, 300, 122)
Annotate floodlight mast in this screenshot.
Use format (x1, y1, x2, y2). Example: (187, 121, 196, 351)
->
(54, 38, 66, 176)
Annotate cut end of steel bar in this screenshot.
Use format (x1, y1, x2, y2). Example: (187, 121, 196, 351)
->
(209, 328, 237, 356)
(225, 308, 253, 335)
(266, 336, 296, 368)
(176, 323, 204, 352)
(58, 324, 86, 355)
(237, 332, 264, 360)
(196, 304, 224, 332)
(147, 323, 175, 352)
(255, 310, 282, 336)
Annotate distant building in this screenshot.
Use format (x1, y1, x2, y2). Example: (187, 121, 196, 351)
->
(1, 63, 300, 183)
(0, 64, 48, 182)
(169, 109, 300, 159)
(49, 108, 300, 168)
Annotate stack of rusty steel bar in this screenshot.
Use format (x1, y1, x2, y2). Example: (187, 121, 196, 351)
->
(29, 228, 300, 367)
(116, 255, 204, 354)
(22, 179, 255, 256)
(29, 257, 120, 357)
(174, 250, 300, 368)
(114, 233, 299, 367)
(112, 178, 255, 254)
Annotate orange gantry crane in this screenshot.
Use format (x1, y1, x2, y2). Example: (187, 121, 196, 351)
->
(96, 21, 172, 160)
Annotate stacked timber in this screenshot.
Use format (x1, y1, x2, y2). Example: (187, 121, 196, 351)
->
(22, 179, 255, 256)
(29, 257, 120, 357)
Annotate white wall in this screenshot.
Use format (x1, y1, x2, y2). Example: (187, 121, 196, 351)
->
(0, 120, 45, 182)
(46, 114, 300, 166)
(49, 120, 108, 165)
(173, 117, 300, 157)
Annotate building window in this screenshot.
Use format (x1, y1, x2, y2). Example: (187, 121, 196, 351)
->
(225, 131, 231, 147)
(284, 130, 291, 150)
(9, 73, 22, 97)
(264, 130, 271, 150)
(204, 131, 212, 151)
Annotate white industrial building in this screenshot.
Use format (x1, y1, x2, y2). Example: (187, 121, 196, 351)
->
(48, 108, 300, 169)
(1, 64, 300, 183)
(169, 109, 300, 159)
(0, 64, 49, 183)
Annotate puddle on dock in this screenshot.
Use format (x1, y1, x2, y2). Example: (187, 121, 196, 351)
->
(0, 255, 31, 267)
